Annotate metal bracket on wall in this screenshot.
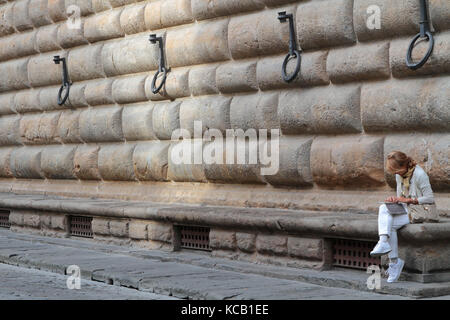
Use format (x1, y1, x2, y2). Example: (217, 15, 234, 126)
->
(406, 0, 434, 70)
(53, 56, 71, 106)
(149, 34, 170, 94)
(278, 11, 301, 83)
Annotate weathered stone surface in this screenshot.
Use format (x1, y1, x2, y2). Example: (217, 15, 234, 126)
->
(210, 229, 236, 250)
(191, 0, 265, 20)
(19, 112, 61, 145)
(236, 232, 256, 253)
(84, 8, 124, 43)
(28, 52, 65, 88)
(400, 241, 450, 275)
(8, 211, 24, 226)
(390, 32, 450, 78)
(29, 0, 52, 27)
(230, 92, 279, 132)
(256, 234, 288, 256)
(287, 237, 323, 260)
(167, 140, 207, 182)
(39, 85, 86, 112)
(361, 78, 450, 132)
(188, 64, 219, 96)
(56, 110, 82, 143)
(84, 79, 114, 106)
(109, 220, 129, 238)
(119, 2, 146, 35)
(0, 31, 37, 62)
(216, 61, 258, 94)
(10, 147, 44, 179)
(92, 217, 110, 235)
(79, 107, 124, 143)
(92, 0, 111, 12)
(353, 0, 419, 42)
(98, 144, 137, 181)
(57, 21, 88, 49)
(51, 214, 67, 231)
(48, 0, 67, 22)
(122, 102, 157, 141)
(311, 135, 385, 187)
(64, 82, 88, 108)
(296, 0, 356, 50)
(13, 89, 42, 113)
(68, 44, 104, 82)
(0, 93, 14, 115)
(257, 51, 329, 90)
(384, 134, 449, 191)
(430, 0, 450, 32)
(263, 136, 313, 187)
(112, 75, 147, 104)
(166, 19, 230, 67)
(35, 24, 60, 52)
(278, 86, 362, 134)
(0, 147, 13, 177)
(0, 115, 22, 146)
(147, 221, 172, 242)
(129, 220, 148, 240)
(160, 0, 193, 28)
(228, 7, 291, 59)
(23, 213, 40, 228)
(41, 145, 77, 179)
(327, 42, 390, 83)
(146, 68, 190, 101)
(13, 0, 33, 31)
(109, 0, 136, 7)
(152, 101, 181, 140)
(0, 58, 30, 92)
(179, 96, 231, 136)
(133, 141, 170, 181)
(143, 1, 161, 30)
(0, 2, 15, 37)
(73, 144, 101, 180)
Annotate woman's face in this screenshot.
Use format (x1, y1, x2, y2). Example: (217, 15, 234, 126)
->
(392, 165, 408, 176)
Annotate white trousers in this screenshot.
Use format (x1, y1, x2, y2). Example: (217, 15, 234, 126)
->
(378, 204, 410, 259)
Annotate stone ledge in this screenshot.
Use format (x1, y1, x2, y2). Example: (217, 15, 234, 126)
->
(0, 192, 449, 242)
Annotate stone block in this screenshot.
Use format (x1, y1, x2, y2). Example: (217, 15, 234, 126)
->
(129, 220, 148, 240)
(263, 136, 313, 187)
(109, 0, 136, 7)
(0, 115, 21, 146)
(191, 0, 265, 20)
(384, 133, 449, 191)
(48, 0, 67, 22)
(92, 0, 111, 12)
(0, 31, 37, 62)
(35, 24, 60, 52)
(65, 82, 88, 108)
(147, 221, 172, 243)
(92, 217, 110, 235)
(256, 51, 329, 91)
(13, 89, 42, 113)
(79, 107, 124, 143)
(84, 79, 114, 106)
(0, 3, 14, 37)
(209, 229, 236, 250)
(133, 141, 170, 181)
(216, 61, 258, 94)
(160, 0, 193, 28)
(166, 19, 230, 67)
(145, 68, 190, 101)
(84, 8, 124, 43)
(143, 1, 161, 30)
(122, 102, 157, 141)
(98, 143, 137, 181)
(112, 75, 147, 104)
(10, 147, 44, 179)
(256, 234, 288, 256)
(0, 58, 30, 92)
(56, 110, 82, 143)
(229, 92, 279, 132)
(179, 96, 231, 136)
(19, 112, 61, 145)
(0, 147, 13, 178)
(39, 85, 86, 112)
(390, 32, 450, 78)
(430, 0, 450, 32)
(278, 86, 362, 134)
(228, 7, 291, 59)
(327, 42, 390, 83)
(119, 2, 146, 35)
(40, 145, 77, 179)
(28, 52, 65, 88)
(296, 0, 355, 50)
(167, 139, 207, 182)
(68, 44, 104, 82)
(101, 33, 159, 76)
(23, 213, 40, 228)
(361, 78, 450, 133)
(109, 220, 129, 238)
(353, 0, 419, 42)
(74, 144, 101, 180)
(287, 237, 323, 260)
(13, 0, 33, 31)
(236, 232, 256, 253)
(188, 64, 219, 96)
(152, 101, 181, 140)
(400, 241, 450, 276)
(29, 0, 52, 27)
(9, 212, 24, 226)
(0, 93, 14, 115)
(51, 214, 67, 231)
(310, 135, 385, 187)
(57, 21, 88, 49)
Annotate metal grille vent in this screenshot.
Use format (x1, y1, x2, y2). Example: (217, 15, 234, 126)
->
(0, 210, 10, 228)
(332, 238, 381, 270)
(70, 216, 93, 238)
(179, 225, 211, 251)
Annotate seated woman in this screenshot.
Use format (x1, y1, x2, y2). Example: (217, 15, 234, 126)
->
(370, 151, 435, 283)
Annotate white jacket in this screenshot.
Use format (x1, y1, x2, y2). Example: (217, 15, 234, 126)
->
(395, 165, 435, 204)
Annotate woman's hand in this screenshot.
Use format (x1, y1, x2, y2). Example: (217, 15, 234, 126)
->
(385, 196, 399, 203)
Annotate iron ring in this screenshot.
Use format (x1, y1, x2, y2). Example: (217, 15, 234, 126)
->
(57, 83, 70, 106)
(406, 31, 434, 70)
(282, 50, 301, 83)
(151, 68, 167, 94)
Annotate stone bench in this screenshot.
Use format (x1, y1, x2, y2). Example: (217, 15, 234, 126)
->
(0, 192, 449, 283)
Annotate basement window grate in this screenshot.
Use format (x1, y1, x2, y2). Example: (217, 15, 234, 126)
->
(0, 210, 10, 229)
(332, 238, 381, 270)
(70, 216, 93, 238)
(179, 225, 211, 251)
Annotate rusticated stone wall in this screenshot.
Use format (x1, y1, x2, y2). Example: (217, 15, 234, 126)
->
(0, 0, 449, 213)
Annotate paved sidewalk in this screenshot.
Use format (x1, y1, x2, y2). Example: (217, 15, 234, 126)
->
(0, 229, 449, 300)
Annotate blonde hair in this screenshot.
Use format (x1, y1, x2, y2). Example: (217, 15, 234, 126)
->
(386, 151, 417, 174)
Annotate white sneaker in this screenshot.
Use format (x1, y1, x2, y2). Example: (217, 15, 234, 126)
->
(387, 258, 404, 283)
(370, 240, 392, 257)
